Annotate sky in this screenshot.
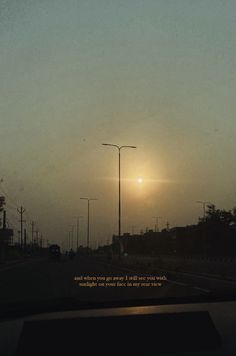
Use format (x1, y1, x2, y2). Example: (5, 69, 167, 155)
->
(1, 0, 236, 248)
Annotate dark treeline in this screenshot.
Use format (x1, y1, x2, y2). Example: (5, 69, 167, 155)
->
(112, 205, 236, 258)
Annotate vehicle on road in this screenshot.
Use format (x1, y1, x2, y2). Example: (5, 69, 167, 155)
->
(68, 249, 75, 260)
(48, 244, 61, 261)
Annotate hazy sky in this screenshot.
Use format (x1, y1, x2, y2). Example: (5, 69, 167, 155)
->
(1, 0, 236, 247)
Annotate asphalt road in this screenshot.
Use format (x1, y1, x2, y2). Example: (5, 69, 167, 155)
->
(0, 256, 236, 313)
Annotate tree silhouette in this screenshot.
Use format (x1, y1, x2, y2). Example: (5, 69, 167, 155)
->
(199, 204, 234, 226)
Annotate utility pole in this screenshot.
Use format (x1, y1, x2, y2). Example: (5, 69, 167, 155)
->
(70, 225, 74, 251)
(196, 201, 211, 220)
(17, 206, 25, 249)
(152, 216, 162, 232)
(65, 235, 68, 251)
(68, 231, 71, 250)
(24, 229, 27, 250)
(36, 230, 39, 246)
(31, 221, 35, 246)
(73, 216, 83, 251)
(196, 201, 211, 257)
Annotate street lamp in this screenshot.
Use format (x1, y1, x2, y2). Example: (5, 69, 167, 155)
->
(196, 201, 212, 220)
(102, 143, 136, 239)
(80, 198, 97, 249)
(73, 216, 83, 251)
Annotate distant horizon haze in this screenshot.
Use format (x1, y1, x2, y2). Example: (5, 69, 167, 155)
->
(1, 1, 236, 246)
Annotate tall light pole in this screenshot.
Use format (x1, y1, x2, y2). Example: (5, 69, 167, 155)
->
(73, 216, 83, 251)
(196, 201, 211, 220)
(17, 206, 25, 249)
(80, 198, 97, 249)
(68, 231, 71, 250)
(70, 225, 75, 250)
(102, 143, 136, 239)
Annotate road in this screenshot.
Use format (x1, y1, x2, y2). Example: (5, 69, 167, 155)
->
(0, 255, 236, 314)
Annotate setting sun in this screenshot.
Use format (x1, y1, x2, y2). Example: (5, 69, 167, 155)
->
(137, 177, 143, 184)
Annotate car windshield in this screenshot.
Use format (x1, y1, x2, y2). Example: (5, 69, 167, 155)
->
(1, 0, 236, 316)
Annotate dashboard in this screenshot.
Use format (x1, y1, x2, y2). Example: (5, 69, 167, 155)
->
(1, 300, 236, 355)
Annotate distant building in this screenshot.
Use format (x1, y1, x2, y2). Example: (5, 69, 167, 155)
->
(0, 228, 14, 262)
(0, 228, 14, 245)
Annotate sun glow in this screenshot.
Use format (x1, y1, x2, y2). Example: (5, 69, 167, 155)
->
(137, 177, 143, 184)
